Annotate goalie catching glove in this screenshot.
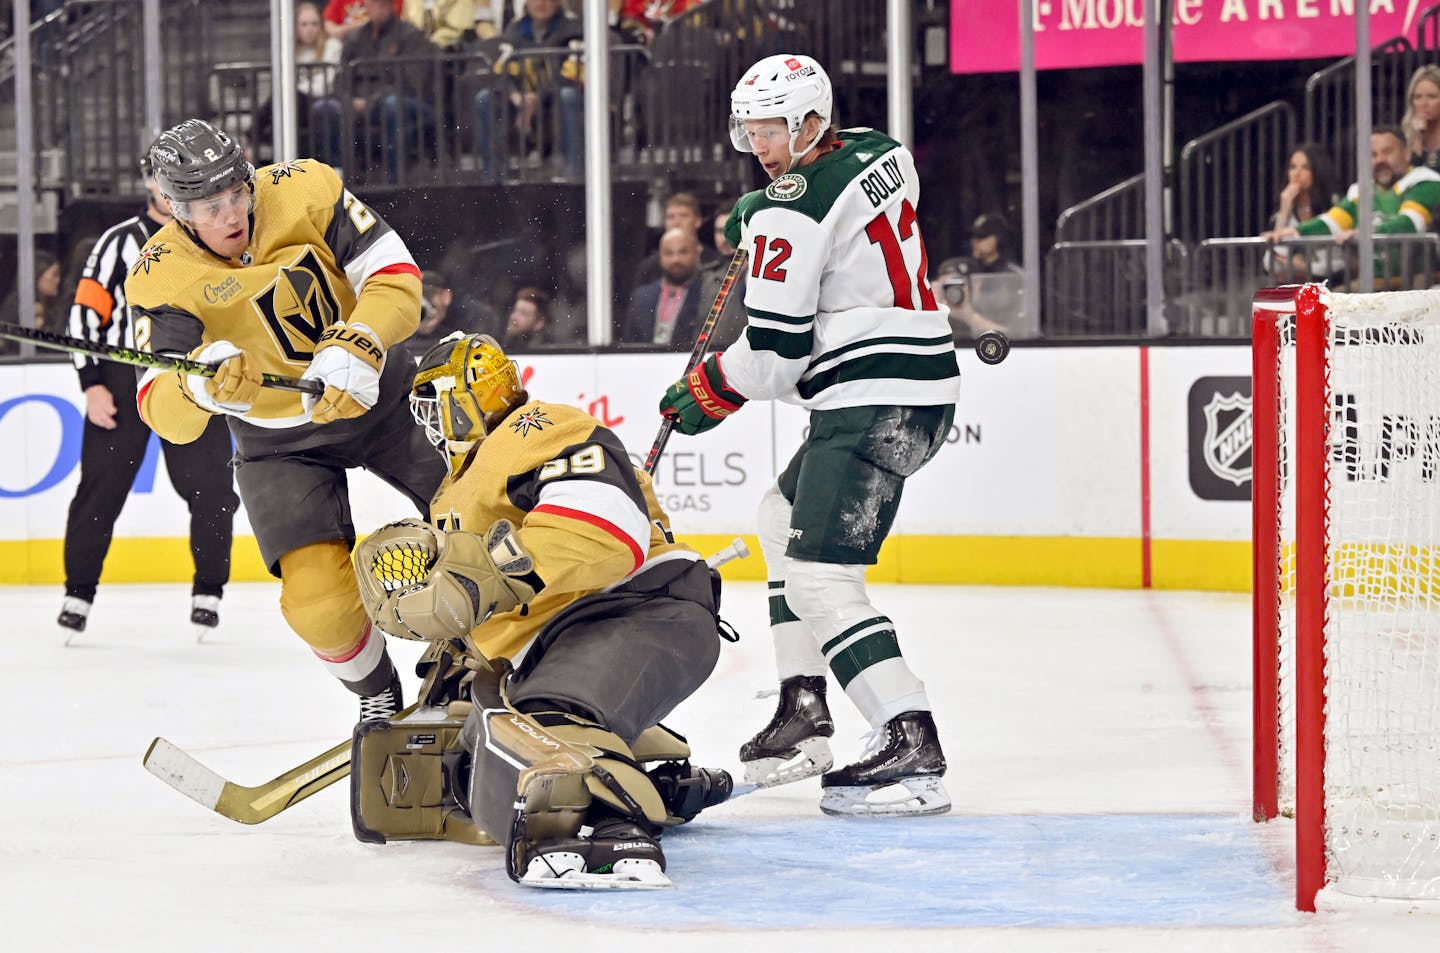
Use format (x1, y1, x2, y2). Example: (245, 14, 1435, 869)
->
(658, 353, 746, 435)
(355, 518, 544, 643)
(302, 322, 384, 424)
(183, 340, 262, 415)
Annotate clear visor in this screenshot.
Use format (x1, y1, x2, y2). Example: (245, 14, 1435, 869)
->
(729, 115, 793, 154)
(173, 182, 253, 228)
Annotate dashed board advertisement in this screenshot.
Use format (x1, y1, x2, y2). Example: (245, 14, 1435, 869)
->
(0, 347, 1253, 589)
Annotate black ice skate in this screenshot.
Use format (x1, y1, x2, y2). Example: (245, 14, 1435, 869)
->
(191, 595, 220, 641)
(739, 674, 835, 787)
(649, 761, 734, 822)
(819, 710, 951, 817)
(519, 817, 670, 890)
(358, 671, 403, 723)
(57, 597, 91, 644)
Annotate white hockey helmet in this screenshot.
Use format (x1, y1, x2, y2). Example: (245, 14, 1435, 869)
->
(729, 54, 833, 159)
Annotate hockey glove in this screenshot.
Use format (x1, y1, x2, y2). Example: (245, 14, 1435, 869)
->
(355, 518, 543, 644)
(184, 340, 262, 415)
(302, 322, 384, 424)
(658, 354, 747, 436)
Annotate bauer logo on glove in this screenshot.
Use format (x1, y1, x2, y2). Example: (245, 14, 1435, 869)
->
(658, 353, 747, 436)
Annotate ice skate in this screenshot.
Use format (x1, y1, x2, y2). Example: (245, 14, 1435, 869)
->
(519, 817, 671, 890)
(57, 597, 91, 644)
(739, 674, 835, 787)
(358, 671, 403, 723)
(191, 595, 220, 642)
(819, 710, 951, 817)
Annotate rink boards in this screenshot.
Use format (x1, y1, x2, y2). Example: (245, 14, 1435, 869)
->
(0, 346, 1254, 590)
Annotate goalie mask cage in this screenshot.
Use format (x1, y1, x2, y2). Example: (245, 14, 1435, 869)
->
(1252, 283, 1440, 912)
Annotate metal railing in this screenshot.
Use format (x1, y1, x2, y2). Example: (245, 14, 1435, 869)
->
(1043, 239, 1188, 337)
(1303, 36, 1416, 189)
(1054, 174, 1145, 244)
(1179, 101, 1296, 243)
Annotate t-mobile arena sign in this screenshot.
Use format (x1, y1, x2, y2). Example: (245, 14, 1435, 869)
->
(951, 1, 1427, 74)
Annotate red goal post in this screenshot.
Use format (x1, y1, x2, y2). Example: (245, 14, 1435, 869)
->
(1252, 283, 1440, 912)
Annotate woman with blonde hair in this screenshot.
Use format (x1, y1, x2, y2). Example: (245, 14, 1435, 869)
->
(1403, 64, 1440, 171)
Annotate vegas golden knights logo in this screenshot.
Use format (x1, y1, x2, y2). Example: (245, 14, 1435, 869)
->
(252, 248, 343, 362)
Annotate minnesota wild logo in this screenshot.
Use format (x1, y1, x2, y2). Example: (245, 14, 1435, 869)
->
(766, 174, 807, 202)
(130, 242, 170, 276)
(510, 407, 552, 436)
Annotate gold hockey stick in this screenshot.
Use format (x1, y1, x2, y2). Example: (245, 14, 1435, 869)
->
(142, 702, 418, 825)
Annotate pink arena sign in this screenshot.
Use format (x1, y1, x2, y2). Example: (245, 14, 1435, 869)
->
(951, 1, 1428, 74)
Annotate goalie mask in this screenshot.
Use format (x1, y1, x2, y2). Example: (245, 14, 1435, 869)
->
(411, 333, 525, 474)
(729, 53, 833, 164)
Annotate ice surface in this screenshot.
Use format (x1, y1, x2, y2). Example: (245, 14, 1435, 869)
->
(2, 581, 1435, 952)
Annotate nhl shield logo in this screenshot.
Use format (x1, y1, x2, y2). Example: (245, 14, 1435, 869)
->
(1202, 392, 1252, 486)
(1187, 376, 1252, 501)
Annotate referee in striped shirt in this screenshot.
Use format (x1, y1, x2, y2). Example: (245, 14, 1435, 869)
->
(57, 155, 239, 639)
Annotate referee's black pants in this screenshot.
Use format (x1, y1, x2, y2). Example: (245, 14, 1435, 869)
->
(62, 361, 239, 603)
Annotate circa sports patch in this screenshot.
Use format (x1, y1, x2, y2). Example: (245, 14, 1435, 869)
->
(766, 174, 807, 202)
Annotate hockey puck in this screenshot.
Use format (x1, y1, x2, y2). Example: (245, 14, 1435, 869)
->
(975, 330, 1011, 365)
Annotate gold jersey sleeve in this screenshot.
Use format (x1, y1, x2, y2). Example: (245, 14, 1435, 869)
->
(429, 401, 694, 663)
(125, 159, 421, 443)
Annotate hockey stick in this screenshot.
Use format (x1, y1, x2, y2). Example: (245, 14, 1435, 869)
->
(0, 321, 323, 396)
(143, 700, 422, 825)
(644, 247, 749, 475)
(144, 540, 753, 826)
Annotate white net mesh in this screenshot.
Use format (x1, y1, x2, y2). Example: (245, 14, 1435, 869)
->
(1275, 289, 1440, 900)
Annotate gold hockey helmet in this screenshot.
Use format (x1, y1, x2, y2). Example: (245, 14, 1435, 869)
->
(411, 333, 525, 473)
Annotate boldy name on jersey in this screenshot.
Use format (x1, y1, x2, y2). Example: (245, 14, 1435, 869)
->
(860, 155, 905, 209)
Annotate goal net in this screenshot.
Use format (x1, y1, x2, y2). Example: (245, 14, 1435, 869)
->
(1252, 284, 1440, 911)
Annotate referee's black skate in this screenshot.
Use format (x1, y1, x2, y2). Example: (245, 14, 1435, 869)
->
(739, 675, 835, 787)
(57, 597, 91, 637)
(190, 594, 220, 641)
(358, 671, 404, 723)
(819, 710, 951, 817)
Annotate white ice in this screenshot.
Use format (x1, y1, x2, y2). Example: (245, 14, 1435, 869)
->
(2, 581, 1436, 952)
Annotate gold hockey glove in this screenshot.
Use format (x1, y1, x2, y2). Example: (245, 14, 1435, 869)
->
(302, 322, 385, 424)
(184, 340, 262, 414)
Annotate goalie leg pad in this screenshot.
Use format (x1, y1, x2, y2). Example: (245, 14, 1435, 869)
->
(350, 702, 496, 846)
(461, 704, 669, 881)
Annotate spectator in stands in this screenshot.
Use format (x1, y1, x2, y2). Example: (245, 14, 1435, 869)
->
(1404, 64, 1440, 173)
(0, 250, 63, 353)
(630, 192, 717, 290)
(695, 201, 746, 349)
(502, 285, 552, 350)
(1259, 143, 1341, 281)
(937, 214, 1024, 340)
(611, 0, 704, 45)
(408, 269, 497, 354)
(256, 2, 343, 157)
(623, 227, 705, 347)
(1273, 127, 1440, 282)
(472, 0, 584, 183)
(314, 0, 437, 183)
(324, 0, 402, 41)
(401, 0, 475, 50)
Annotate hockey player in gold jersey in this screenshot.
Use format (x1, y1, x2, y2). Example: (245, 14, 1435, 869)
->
(351, 333, 731, 889)
(126, 119, 443, 721)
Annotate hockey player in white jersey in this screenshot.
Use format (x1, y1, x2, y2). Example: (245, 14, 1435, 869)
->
(659, 54, 959, 818)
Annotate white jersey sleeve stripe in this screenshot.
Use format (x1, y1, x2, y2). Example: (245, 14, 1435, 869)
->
(342, 230, 418, 297)
(532, 479, 652, 569)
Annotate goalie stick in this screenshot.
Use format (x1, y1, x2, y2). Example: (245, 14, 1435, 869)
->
(142, 540, 752, 825)
(0, 321, 323, 396)
(644, 247, 749, 475)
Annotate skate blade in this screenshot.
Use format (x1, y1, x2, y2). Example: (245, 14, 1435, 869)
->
(819, 774, 952, 818)
(521, 856, 671, 890)
(743, 736, 834, 788)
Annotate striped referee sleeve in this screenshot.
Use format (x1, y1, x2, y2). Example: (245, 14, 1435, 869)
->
(68, 215, 156, 389)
